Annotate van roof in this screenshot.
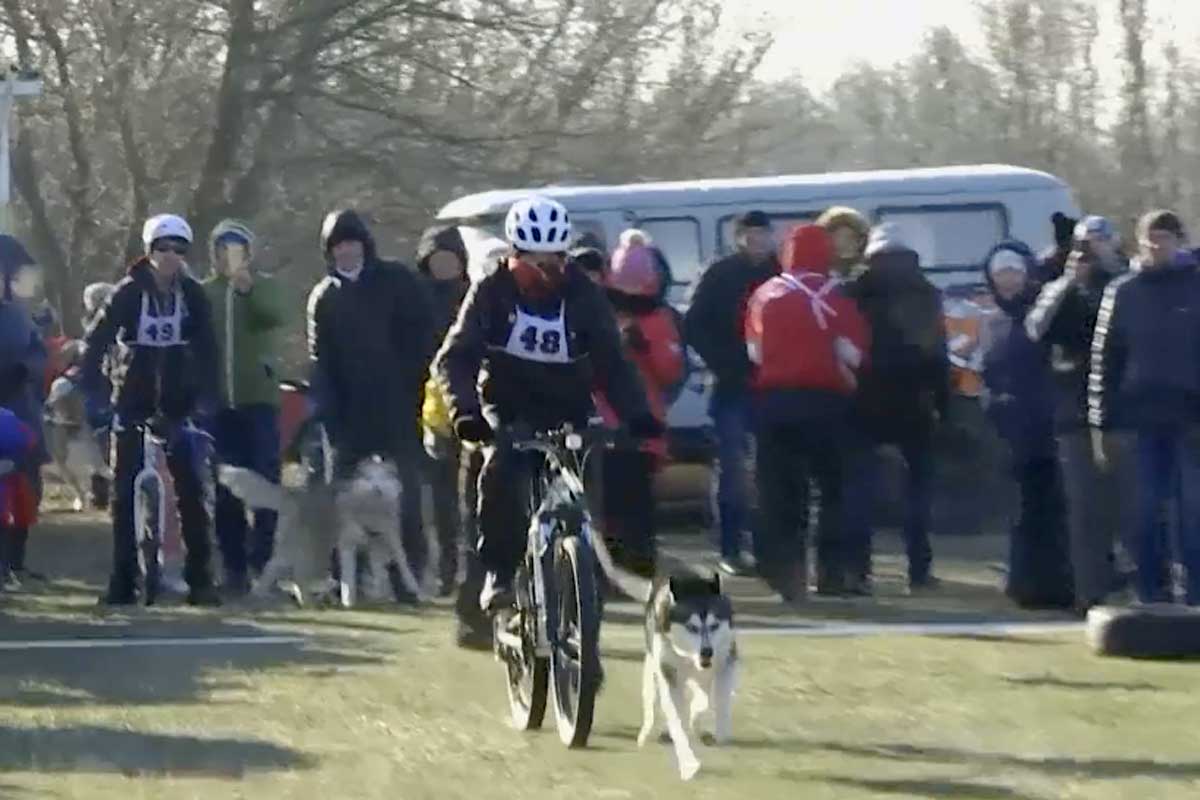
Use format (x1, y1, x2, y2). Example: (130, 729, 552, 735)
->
(436, 164, 1068, 220)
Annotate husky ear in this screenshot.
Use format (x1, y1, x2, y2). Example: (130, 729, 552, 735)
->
(711, 572, 723, 595)
(668, 575, 678, 602)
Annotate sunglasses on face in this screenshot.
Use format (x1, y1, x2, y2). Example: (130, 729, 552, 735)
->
(152, 242, 189, 255)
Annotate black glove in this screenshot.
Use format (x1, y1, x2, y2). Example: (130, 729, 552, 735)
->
(622, 325, 649, 354)
(454, 414, 494, 444)
(628, 413, 664, 440)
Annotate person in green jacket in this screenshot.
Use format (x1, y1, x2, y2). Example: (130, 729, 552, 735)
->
(202, 219, 287, 594)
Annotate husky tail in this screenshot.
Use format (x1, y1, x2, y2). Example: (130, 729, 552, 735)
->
(588, 525, 654, 604)
(217, 465, 284, 511)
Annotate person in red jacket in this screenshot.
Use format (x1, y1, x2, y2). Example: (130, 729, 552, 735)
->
(594, 242, 685, 579)
(745, 224, 870, 603)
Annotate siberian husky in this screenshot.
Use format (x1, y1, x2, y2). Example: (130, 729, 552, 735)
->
(592, 537, 739, 781)
(218, 457, 425, 608)
(43, 371, 111, 511)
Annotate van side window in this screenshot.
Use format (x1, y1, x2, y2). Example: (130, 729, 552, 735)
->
(875, 205, 1009, 271)
(637, 217, 701, 306)
(717, 212, 818, 257)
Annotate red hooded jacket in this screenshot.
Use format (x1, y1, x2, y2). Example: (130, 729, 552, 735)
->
(745, 225, 870, 395)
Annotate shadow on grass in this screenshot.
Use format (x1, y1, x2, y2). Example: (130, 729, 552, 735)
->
(1002, 675, 1160, 692)
(0, 724, 314, 777)
(819, 775, 1040, 800)
(0, 615, 384, 710)
(805, 740, 1200, 781)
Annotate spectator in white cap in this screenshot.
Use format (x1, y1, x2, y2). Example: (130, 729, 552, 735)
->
(843, 222, 949, 595)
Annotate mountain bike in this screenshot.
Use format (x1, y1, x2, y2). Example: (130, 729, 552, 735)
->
(492, 423, 619, 748)
(129, 417, 213, 605)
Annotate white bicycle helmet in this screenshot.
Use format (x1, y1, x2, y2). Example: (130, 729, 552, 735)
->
(141, 214, 194, 252)
(505, 196, 572, 253)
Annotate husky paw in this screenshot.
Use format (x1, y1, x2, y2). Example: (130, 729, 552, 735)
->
(679, 759, 701, 781)
(71, 498, 84, 512)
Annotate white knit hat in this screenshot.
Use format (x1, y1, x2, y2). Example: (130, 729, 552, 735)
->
(865, 222, 908, 258)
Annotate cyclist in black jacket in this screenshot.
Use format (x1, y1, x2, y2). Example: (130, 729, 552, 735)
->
(433, 195, 658, 612)
(82, 214, 220, 606)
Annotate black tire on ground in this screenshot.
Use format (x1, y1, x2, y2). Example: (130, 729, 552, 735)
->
(500, 557, 548, 731)
(551, 535, 601, 749)
(1087, 605, 1200, 658)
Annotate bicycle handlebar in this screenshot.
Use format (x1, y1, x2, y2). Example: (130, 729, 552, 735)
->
(502, 423, 633, 456)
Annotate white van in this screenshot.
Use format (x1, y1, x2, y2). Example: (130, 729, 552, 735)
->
(434, 164, 1081, 459)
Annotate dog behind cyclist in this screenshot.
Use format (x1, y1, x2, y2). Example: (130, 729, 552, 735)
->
(82, 214, 221, 606)
(433, 196, 661, 619)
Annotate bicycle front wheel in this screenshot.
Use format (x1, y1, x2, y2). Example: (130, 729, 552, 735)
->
(550, 535, 601, 748)
(136, 481, 163, 606)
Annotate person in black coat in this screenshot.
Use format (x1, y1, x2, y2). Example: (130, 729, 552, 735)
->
(307, 209, 435, 597)
(1089, 210, 1200, 605)
(82, 214, 221, 606)
(844, 224, 949, 593)
(415, 224, 470, 599)
(434, 195, 656, 612)
(1025, 215, 1131, 612)
(981, 242, 1074, 611)
(684, 210, 778, 576)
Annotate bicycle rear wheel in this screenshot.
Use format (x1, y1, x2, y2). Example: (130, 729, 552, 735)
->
(551, 535, 601, 748)
(499, 559, 548, 730)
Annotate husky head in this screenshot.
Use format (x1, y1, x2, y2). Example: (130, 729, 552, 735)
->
(343, 455, 401, 506)
(658, 574, 735, 671)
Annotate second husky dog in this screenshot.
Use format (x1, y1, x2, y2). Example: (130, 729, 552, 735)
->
(218, 457, 424, 607)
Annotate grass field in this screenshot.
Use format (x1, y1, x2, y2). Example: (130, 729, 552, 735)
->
(0, 490, 1196, 800)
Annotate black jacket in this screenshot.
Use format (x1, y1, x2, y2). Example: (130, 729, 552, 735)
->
(415, 225, 470, 346)
(82, 259, 218, 423)
(846, 247, 949, 442)
(980, 243, 1057, 463)
(1088, 252, 1200, 431)
(433, 261, 650, 432)
(307, 225, 434, 459)
(1024, 257, 1125, 430)
(684, 252, 778, 396)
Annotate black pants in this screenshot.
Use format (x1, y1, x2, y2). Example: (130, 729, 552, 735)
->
(212, 405, 279, 578)
(1006, 456, 1074, 609)
(110, 424, 213, 594)
(755, 420, 844, 586)
(455, 445, 487, 625)
(599, 448, 657, 580)
(427, 437, 462, 587)
(476, 444, 535, 579)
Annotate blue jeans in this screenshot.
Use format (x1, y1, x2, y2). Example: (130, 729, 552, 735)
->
(710, 391, 750, 560)
(212, 405, 280, 577)
(843, 437, 934, 583)
(1134, 428, 1200, 605)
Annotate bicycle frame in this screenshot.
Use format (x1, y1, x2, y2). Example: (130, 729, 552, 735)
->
(131, 424, 168, 554)
(128, 418, 214, 554)
(505, 428, 608, 657)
